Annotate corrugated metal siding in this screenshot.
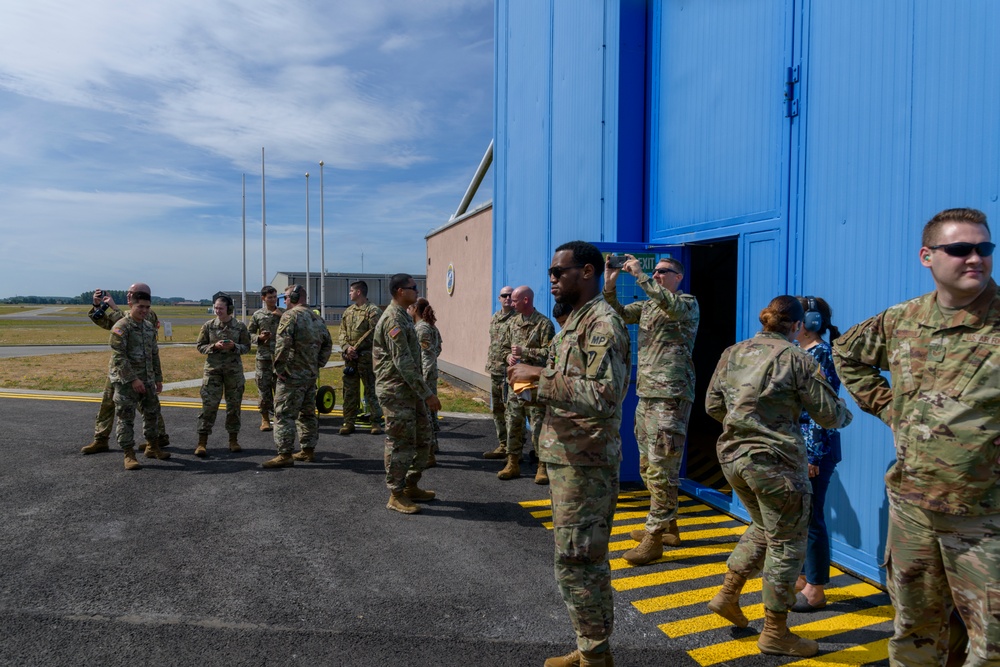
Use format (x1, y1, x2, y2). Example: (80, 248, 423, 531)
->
(649, 0, 792, 237)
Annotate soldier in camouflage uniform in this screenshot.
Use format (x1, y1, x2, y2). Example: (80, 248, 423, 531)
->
(833, 208, 1000, 667)
(705, 295, 852, 658)
(410, 298, 443, 466)
(499, 285, 555, 483)
(194, 293, 251, 456)
(247, 285, 283, 431)
(604, 254, 700, 565)
(108, 287, 169, 470)
(83, 284, 169, 457)
(262, 285, 333, 468)
(373, 274, 441, 515)
(484, 286, 516, 459)
(509, 241, 630, 667)
(338, 280, 384, 435)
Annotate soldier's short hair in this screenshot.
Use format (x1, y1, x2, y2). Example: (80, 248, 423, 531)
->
(661, 257, 685, 275)
(555, 241, 604, 277)
(922, 208, 990, 247)
(389, 273, 414, 296)
(260, 285, 277, 296)
(350, 280, 369, 296)
(131, 291, 151, 302)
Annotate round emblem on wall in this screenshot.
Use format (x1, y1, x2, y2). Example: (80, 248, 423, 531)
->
(446, 263, 455, 295)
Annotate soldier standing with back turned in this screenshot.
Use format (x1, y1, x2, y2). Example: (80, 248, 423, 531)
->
(339, 280, 384, 435)
(603, 254, 700, 565)
(833, 207, 1000, 667)
(247, 285, 283, 431)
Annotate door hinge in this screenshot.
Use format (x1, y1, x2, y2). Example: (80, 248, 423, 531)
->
(785, 65, 800, 118)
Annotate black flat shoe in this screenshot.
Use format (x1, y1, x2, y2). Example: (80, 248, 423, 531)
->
(791, 591, 827, 612)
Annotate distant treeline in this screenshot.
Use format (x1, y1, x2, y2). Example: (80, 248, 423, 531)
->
(1, 292, 208, 306)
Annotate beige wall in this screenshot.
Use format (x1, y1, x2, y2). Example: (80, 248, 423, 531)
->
(425, 204, 493, 391)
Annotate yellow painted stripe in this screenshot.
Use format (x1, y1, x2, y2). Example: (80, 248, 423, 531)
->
(519, 498, 553, 509)
(607, 525, 746, 546)
(687, 605, 894, 666)
(611, 514, 735, 535)
(634, 579, 765, 614)
(610, 544, 734, 571)
(784, 638, 890, 666)
(658, 583, 882, 637)
(613, 561, 729, 592)
(0, 391, 343, 415)
(532, 501, 712, 521)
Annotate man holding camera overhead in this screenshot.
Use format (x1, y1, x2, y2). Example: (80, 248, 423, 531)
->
(82, 284, 169, 457)
(194, 292, 251, 457)
(338, 280, 384, 436)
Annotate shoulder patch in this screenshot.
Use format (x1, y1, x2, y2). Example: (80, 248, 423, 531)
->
(389, 326, 401, 339)
(589, 333, 611, 348)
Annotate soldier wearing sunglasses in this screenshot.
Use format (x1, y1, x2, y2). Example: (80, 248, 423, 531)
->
(834, 207, 1000, 667)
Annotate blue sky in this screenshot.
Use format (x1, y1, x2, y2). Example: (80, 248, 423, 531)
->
(0, 1, 493, 300)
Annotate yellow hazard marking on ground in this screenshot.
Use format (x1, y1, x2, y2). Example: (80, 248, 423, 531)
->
(659, 582, 878, 638)
(687, 606, 894, 666)
(0, 391, 344, 415)
(783, 639, 890, 666)
(610, 544, 734, 571)
(608, 525, 747, 548)
(613, 561, 729, 592)
(635, 578, 765, 614)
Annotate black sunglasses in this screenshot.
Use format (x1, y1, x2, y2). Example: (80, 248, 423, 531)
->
(928, 241, 996, 258)
(499, 292, 513, 299)
(548, 264, 584, 280)
(653, 268, 680, 276)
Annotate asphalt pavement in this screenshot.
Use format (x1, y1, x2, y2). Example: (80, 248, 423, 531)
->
(0, 393, 892, 667)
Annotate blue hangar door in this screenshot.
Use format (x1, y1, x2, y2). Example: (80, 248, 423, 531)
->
(646, 0, 797, 522)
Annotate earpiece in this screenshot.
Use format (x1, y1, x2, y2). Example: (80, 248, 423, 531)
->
(924, 255, 931, 261)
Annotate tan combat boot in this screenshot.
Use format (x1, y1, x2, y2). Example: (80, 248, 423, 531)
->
(260, 412, 272, 432)
(757, 608, 818, 657)
(404, 479, 436, 502)
(534, 462, 549, 485)
(370, 423, 383, 435)
(81, 436, 110, 455)
(623, 532, 663, 566)
(123, 447, 142, 471)
(262, 452, 294, 468)
(386, 491, 420, 514)
(497, 454, 520, 480)
(544, 648, 614, 667)
(339, 422, 355, 435)
(664, 519, 681, 547)
(292, 448, 315, 462)
(707, 570, 750, 628)
(483, 445, 507, 459)
(194, 433, 208, 458)
(629, 528, 647, 542)
(228, 433, 242, 453)
(144, 440, 170, 460)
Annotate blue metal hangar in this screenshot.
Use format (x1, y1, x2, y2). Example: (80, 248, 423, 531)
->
(491, 0, 1000, 584)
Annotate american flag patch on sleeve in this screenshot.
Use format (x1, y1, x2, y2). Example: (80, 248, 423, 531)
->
(389, 326, 401, 338)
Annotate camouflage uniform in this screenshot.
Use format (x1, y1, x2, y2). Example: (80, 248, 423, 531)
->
(506, 310, 555, 458)
(706, 331, 852, 612)
(486, 309, 516, 447)
(373, 303, 434, 493)
(536, 295, 631, 655)
(89, 305, 168, 443)
(339, 301, 383, 426)
(247, 305, 283, 415)
(108, 313, 163, 451)
(833, 281, 1000, 667)
(415, 320, 443, 443)
(195, 317, 251, 435)
(604, 271, 699, 534)
(272, 306, 333, 454)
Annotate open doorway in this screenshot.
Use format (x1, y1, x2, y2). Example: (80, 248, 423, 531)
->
(682, 238, 738, 495)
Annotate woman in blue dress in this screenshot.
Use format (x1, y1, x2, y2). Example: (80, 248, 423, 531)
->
(793, 296, 842, 612)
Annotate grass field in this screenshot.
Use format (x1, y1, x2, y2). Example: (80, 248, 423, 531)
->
(0, 314, 490, 413)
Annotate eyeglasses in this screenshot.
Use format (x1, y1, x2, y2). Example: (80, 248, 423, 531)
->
(548, 265, 584, 280)
(499, 293, 513, 299)
(653, 268, 680, 276)
(928, 241, 996, 258)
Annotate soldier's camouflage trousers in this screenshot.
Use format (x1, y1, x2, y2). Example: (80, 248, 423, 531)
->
(112, 381, 161, 450)
(342, 352, 382, 424)
(635, 397, 691, 534)
(382, 397, 433, 493)
(505, 392, 544, 458)
(490, 373, 508, 447)
(198, 368, 245, 435)
(95, 376, 166, 440)
(255, 358, 276, 414)
(273, 381, 318, 453)
(885, 496, 1000, 667)
(549, 463, 619, 654)
(721, 452, 810, 613)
